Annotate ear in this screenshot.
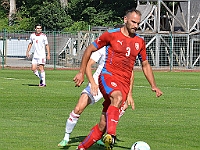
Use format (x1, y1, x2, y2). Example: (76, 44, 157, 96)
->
(124, 16, 127, 24)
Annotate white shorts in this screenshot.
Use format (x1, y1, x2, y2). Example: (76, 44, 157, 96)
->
(81, 83, 103, 105)
(32, 57, 46, 65)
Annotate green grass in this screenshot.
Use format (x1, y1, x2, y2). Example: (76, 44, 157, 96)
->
(0, 69, 199, 150)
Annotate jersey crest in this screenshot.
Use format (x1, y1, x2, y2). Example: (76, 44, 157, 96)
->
(135, 43, 139, 50)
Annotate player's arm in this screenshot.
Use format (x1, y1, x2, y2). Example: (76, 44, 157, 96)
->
(73, 44, 97, 87)
(126, 70, 135, 110)
(141, 60, 163, 97)
(46, 44, 50, 60)
(26, 43, 32, 58)
(86, 58, 98, 96)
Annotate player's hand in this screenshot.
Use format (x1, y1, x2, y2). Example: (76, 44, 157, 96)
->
(152, 87, 163, 97)
(26, 51, 30, 58)
(127, 93, 135, 110)
(73, 72, 84, 87)
(90, 83, 98, 96)
(47, 55, 50, 60)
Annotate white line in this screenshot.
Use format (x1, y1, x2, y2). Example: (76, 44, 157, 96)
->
(134, 85, 200, 91)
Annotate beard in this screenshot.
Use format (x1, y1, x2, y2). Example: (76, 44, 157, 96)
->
(125, 23, 137, 34)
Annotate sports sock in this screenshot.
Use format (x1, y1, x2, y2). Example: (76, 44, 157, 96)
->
(33, 70, 41, 78)
(106, 105, 120, 136)
(119, 110, 125, 118)
(40, 70, 45, 85)
(64, 110, 80, 141)
(78, 124, 104, 149)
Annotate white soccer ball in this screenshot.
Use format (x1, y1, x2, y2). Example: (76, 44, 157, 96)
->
(131, 141, 150, 150)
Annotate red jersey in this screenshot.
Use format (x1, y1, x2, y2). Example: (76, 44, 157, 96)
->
(92, 28, 147, 86)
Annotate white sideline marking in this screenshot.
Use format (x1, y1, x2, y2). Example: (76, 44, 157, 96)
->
(134, 85, 200, 91)
(1, 77, 199, 91)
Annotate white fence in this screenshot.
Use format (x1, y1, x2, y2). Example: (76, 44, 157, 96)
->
(0, 31, 200, 70)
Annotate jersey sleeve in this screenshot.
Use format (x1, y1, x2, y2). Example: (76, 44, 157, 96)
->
(28, 34, 33, 44)
(92, 31, 111, 49)
(138, 39, 148, 62)
(43, 35, 48, 45)
(90, 46, 105, 63)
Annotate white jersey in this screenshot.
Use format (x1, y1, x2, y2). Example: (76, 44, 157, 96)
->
(29, 32, 48, 58)
(81, 46, 106, 104)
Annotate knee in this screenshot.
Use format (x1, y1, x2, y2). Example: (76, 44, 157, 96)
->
(31, 66, 37, 71)
(98, 120, 106, 132)
(111, 91, 123, 107)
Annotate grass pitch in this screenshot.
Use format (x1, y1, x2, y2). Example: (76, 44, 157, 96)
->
(0, 69, 199, 150)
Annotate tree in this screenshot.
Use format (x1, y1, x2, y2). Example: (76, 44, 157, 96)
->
(60, 0, 68, 8)
(9, 0, 16, 26)
(35, 1, 73, 31)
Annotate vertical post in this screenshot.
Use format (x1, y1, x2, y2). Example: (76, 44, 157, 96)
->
(155, 34, 160, 67)
(172, 2, 175, 32)
(154, 6, 158, 32)
(169, 32, 173, 71)
(187, 0, 191, 69)
(53, 31, 56, 70)
(157, 0, 161, 33)
(187, 34, 190, 68)
(2, 29, 6, 69)
(77, 32, 81, 61)
(189, 38, 193, 68)
(187, 0, 190, 33)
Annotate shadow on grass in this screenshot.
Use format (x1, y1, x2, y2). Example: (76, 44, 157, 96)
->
(22, 83, 39, 86)
(58, 136, 130, 150)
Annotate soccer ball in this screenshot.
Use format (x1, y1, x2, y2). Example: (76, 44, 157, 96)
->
(131, 141, 150, 150)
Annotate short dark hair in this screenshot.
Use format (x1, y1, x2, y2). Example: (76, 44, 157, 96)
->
(114, 24, 124, 28)
(125, 8, 141, 16)
(35, 24, 42, 29)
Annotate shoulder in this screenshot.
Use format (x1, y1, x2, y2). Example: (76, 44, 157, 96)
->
(30, 32, 35, 36)
(100, 28, 121, 39)
(107, 28, 121, 33)
(135, 33, 144, 41)
(41, 33, 47, 37)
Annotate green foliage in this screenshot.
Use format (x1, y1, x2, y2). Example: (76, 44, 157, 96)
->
(0, 18, 8, 31)
(0, 5, 7, 19)
(63, 21, 89, 32)
(90, 9, 121, 27)
(1, 0, 137, 31)
(35, 1, 73, 31)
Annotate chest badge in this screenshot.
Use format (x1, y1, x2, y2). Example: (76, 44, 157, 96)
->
(135, 43, 139, 50)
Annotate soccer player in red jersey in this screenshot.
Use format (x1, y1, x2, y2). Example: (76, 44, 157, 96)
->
(74, 8, 163, 150)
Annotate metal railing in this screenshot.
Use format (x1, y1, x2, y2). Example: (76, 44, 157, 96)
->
(1, 29, 200, 71)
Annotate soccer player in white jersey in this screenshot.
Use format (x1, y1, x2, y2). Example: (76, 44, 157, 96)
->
(26, 24, 50, 87)
(58, 46, 135, 147)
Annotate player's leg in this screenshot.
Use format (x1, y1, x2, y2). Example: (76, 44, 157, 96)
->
(119, 101, 128, 118)
(99, 75, 121, 136)
(38, 64, 45, 86)
(31, 58, 41, 79)
(96, 100, 128, 147)
(97, 100, 128, 148)
(77, 112, 106, 149)
(99, 74, 127, 149)
(104, 91, 127, 148)
(58, 93, 92, 147)
(37, 57, 46, 86)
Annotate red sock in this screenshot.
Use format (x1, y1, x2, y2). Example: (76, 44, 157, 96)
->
(106, 105, 120, 136)
(78, 124, 104, 149)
